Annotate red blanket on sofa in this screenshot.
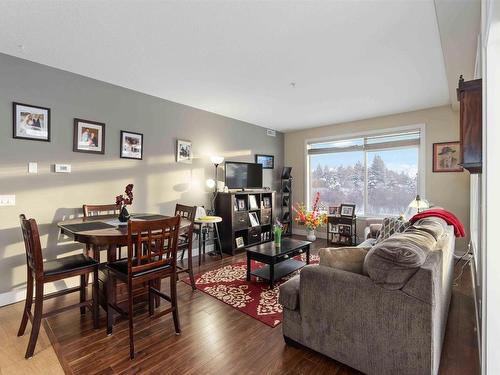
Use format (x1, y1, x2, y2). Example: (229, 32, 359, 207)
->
(410, 208, 466, 238)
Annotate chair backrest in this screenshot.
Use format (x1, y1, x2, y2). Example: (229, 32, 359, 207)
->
(19, 214, 43, 274)
(127, 216, 181, 276)
(174, 204, 197, 222)
(83, 204, 121, 218)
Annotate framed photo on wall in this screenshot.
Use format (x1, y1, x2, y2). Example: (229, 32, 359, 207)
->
(120, 131, 143, 160)
(176, 139, 192, 163)
(73, 118, 105, 154)
(255, 154, 274, 169)
(13, 102, 50, 142)
(433, 142, 463, 172)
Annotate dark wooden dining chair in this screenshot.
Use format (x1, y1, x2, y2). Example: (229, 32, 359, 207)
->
(174, 204, 196, 290)
(17, 214, 99, 359)
(106, 216, 181, 359)
(82, 203, 122, 260)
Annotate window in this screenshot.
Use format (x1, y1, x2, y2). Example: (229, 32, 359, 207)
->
(308, 129, 421, 216)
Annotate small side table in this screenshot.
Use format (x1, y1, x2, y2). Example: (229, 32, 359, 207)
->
(195, 216, 223, 266)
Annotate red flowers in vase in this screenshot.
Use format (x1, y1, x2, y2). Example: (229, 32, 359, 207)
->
(116, 184, 134, 207)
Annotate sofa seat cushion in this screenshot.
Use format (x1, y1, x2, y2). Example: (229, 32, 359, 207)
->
(364, 230, 436, 290)
(279, 274, 300, 310)
(375, 217, 410, 244)
(319, 247, 369, 275)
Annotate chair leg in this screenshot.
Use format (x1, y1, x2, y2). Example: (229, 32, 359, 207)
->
(148, 281, 154, 316)
(25, 280, 43, 358)
(170, 274, 181, 335)
(92, 267, 99, 329)
(80, 274, 86, 315)
(18, 270, 34, 337)
(180, 246, 186, 261)
(187, 244, 196, 291)
(106, 272, 113, 335)
(127, 283, 135, 359)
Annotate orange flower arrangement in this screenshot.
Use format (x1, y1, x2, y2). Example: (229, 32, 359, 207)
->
(292, 192, 327, 231)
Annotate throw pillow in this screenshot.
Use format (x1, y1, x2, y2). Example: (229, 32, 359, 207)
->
(319, 247, 369, 275)
(375, 217, 410, 244)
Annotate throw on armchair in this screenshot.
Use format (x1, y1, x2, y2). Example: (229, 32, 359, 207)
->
(279, 218, 455, 375)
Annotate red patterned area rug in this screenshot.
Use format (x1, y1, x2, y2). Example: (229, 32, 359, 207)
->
(183, 254, 319, 327)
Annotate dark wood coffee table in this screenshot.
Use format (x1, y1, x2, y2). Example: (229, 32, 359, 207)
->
(246, 238, 311, 288)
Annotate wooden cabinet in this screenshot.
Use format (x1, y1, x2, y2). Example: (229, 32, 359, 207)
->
(457, 75, 482, 173)
(327, 215, 357, 245)
(215, 191, 275, 255)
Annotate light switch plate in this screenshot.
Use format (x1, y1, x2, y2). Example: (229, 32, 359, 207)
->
(0, 195, 15, 206)
(28, 162, 38, 174)
(55, 164, 71, 173)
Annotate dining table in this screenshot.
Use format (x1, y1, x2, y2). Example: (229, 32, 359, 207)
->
(57, 213, 192, 310)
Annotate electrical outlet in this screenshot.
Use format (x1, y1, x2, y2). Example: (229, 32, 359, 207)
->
(55, 164, 71, 173)
(0, 195, 15, 206)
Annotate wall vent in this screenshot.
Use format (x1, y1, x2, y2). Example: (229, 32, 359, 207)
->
(266, 129, 276, 137)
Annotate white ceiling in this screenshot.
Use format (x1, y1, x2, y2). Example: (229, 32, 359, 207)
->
(0, 1, 455, 132)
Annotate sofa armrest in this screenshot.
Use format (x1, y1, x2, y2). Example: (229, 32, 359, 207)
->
(279, 274, 300, 310)
(297, 264, 433, 375)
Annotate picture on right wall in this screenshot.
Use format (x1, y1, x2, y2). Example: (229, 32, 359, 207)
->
(433, 142, 463, 172)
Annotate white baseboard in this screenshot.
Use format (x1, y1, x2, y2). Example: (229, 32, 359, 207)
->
(0, 243, 216, 307)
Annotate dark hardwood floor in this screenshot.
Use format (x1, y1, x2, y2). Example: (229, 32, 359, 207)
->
(39, 236, 479, 375)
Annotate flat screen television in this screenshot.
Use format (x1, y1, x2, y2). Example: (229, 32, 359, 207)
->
(225, 162, 263, 189)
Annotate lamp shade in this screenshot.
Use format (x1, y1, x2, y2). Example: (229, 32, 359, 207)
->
(210, 155, 224, 165)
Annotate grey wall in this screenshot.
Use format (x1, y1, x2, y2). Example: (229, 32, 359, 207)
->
(0, 53, 283, 303)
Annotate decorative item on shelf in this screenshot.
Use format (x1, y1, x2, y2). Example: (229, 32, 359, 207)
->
(249, 212, 260, 227)
(248, 195, 259, 210)
(328, 205, 340, 216)
(340, 204, 356, 218)
(433, 142, 463, 172)
(273, 220, 283, 248)
(235, 236, 245, 248)
(116, 184, 134, 222)
(176, 139, 192, 163)
(13, 102, 50, 142)
(292, 192, 327, 242)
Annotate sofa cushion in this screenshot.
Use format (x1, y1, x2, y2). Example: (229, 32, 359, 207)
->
(408, 217, 448, 241)
(364, 230, 435, 289)
(376, 217, 410, 244)
(319, 247, 369, 275)
(279, 274, 300, 310)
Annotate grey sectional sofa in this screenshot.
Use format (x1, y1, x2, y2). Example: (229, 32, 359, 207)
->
(279, 219, 455, 375)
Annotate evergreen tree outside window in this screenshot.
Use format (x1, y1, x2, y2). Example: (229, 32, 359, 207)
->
(307, 130, 420, 217)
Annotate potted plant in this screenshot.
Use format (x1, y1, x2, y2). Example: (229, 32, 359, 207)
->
(292, 192, 327, 241)
(273, 219, 284, 248)
(116, 184, 134, 222)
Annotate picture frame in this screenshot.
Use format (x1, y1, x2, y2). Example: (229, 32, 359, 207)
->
(120, 131, 143, 160)
(263, 196, 271, 208)
(339, 225, 351, 235)
(433, 142, 463, 172)
(249, 212, 260, 227)
(329, 206, 340, 216)
(248, 195, 259, 210)
(237, 198, 247, 211)
(13, 102, 50, 142)
(332, 234, 340, 243)
(255, 154, 274, 169)
(235, 236, 245, 248)
(330, 224, 339, 233)
(340, 204, 356, 218)
(73, 118, 105, 154)
(176, 139, 192, 163)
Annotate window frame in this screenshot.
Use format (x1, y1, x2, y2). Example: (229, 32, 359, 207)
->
(305, 124, 426, 218)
